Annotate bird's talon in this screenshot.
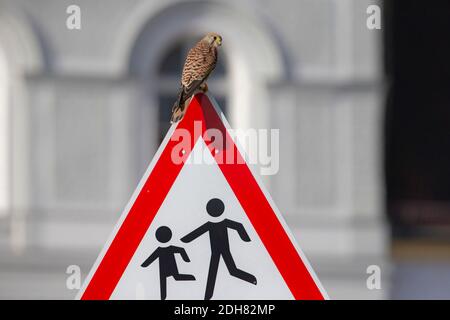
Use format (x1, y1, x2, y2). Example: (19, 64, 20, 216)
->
(199, 83, 209, 93)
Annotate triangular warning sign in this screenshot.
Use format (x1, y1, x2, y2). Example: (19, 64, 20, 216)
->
(78, 93, 327, 300)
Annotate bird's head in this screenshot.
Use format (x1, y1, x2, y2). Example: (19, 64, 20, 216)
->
(204, 32, 222, 47)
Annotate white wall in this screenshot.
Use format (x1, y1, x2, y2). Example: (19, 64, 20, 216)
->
(0, 46, 9, 217)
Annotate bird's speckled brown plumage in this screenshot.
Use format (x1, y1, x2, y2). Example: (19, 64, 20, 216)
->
(171, 32, 222, 123)
(181, 40, 217, 89)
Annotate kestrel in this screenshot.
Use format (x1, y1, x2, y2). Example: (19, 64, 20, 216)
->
(170, 32, 222, 123)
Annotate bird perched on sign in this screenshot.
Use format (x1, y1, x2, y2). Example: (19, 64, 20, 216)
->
(170, 32, 222, 123)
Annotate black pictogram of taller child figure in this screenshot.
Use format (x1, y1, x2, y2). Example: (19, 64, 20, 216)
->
(141, 226, 195, 300)
(181, 198, 257, 300)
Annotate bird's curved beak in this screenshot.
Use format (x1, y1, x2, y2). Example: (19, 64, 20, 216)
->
(216, 37, 222, 46)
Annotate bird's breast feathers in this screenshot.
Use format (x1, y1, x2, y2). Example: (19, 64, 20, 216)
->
(181, 42, 217, 87)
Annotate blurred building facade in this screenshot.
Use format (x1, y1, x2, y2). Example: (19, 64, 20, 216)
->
(0, 0, 387, 299)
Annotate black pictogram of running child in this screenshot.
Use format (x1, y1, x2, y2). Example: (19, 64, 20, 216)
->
(141, 226, 195, 300)
(181, 198, 257, 300)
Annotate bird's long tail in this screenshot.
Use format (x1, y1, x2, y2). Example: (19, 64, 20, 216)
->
(170, 88, 187, 124)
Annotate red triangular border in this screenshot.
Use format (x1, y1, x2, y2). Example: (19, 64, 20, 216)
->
(78, 93, 327, 300)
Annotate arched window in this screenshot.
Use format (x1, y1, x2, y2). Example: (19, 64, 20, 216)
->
(156, 36, 228, 143)
(0, 47, 9, 217)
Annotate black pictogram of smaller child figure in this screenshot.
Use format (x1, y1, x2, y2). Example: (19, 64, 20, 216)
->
(181, 198, 257, 300)
(141, 226, 195, 300)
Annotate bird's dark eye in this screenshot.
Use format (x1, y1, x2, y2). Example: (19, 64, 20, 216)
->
(213, 36, 217, 40)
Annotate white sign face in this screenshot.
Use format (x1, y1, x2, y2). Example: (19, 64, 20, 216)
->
(112, 139, 293, 300)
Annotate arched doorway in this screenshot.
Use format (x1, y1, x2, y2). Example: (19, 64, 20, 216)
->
(125, 1, 286, 171)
